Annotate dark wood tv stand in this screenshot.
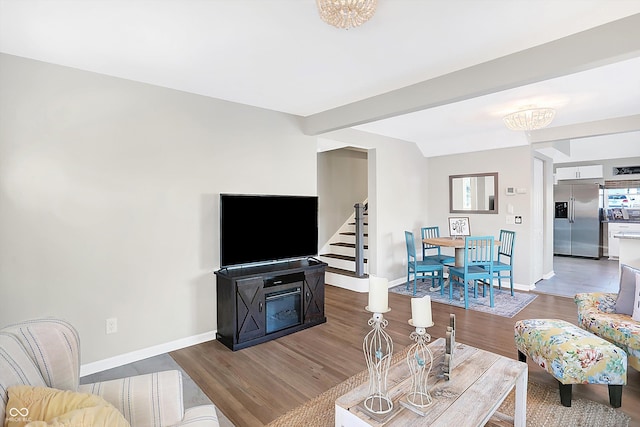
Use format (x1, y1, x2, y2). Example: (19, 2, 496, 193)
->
(214, 258, 327, 351)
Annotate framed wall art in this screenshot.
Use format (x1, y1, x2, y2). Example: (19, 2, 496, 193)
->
(448, 217, 470, 238)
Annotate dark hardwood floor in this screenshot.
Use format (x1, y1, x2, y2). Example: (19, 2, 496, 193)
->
(170, 286, 639, 427)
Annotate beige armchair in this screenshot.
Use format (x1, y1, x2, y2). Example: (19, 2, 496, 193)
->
(0, 318, 220, 427)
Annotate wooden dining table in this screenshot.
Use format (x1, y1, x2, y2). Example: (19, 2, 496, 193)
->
(422, 237, 501, 294)
(423, 236, 501, 267)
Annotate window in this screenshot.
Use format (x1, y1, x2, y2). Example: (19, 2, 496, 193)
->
(604, 180, 640, 209)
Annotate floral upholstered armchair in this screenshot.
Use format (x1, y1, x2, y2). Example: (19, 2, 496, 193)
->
(575, 292, 640, 371)
(0, 318, 220, 427)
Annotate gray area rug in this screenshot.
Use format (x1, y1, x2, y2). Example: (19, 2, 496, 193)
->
(389, 282, 537, 318)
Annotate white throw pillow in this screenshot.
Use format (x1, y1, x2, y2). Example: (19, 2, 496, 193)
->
(633, 272, 640, 322)
(615, 264, 639, 315)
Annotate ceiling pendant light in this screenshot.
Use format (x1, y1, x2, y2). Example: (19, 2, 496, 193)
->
(503, 106, 556, 131)
(316, 0, 377, 29)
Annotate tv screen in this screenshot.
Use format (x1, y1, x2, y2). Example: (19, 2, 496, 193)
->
(220, 194, 319, 267)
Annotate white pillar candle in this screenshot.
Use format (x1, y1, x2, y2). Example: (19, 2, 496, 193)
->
(411, 296, 433, 327)
(368, 276, 389, 312)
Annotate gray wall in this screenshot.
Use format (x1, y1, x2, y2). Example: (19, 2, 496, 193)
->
(318, 132, 542, 288)
(320, 129, 430, 282)
(317, 148, 368, 248)
(5, 52, 610, 367)
(426, 146, 536, 287)
(0, 54, 317, 364)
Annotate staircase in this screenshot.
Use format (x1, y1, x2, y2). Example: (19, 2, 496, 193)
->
(318, 204, 370, 292)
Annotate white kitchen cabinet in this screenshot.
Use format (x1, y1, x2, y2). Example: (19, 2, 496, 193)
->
(555, 165, 603, 180)
(608, 222, 640, 259)
(618, 234, 640, 270)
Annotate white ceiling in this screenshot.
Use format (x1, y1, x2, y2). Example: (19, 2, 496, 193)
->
(1, 0, 640, 162)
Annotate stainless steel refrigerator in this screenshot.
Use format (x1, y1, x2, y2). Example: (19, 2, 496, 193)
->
(553, 183, 601, 258)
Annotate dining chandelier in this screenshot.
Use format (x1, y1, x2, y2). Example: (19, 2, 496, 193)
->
(503, 106, 556, 131)
(316, 0, 377, 29)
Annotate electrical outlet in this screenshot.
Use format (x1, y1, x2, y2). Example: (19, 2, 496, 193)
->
(106, 318, 118, 334)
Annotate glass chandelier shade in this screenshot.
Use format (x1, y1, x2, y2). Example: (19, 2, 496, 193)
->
(503, 107, 556, 131)
(316, 0, 377, 29)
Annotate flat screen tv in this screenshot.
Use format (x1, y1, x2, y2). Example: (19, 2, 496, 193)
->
(220, 194, 319, 267)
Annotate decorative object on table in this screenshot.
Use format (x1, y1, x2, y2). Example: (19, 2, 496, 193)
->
(362, 276, 393, 416)
(399, 297, 434, 416)
(447, 217, 470, 238)
(443, 314, 456, 380)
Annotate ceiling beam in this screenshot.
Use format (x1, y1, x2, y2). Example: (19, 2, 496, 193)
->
(302, 13, 640, 136)
(529, 114, 640, 143)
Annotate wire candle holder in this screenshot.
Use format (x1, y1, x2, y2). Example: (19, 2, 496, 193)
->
(362, 307, 394, 415)
(401, 321, 434, 413)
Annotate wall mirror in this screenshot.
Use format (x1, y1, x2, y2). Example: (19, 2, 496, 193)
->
(449, 172, 498, 214)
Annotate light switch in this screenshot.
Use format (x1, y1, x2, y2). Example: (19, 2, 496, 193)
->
(506, 215, 515, 224)
(507, 203, 514, 214)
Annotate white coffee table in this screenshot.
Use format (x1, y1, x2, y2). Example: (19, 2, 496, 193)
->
(335, 338, 527, 426)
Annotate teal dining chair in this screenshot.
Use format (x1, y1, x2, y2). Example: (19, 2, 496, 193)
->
(405, 231, 444, 296)
(491, 229, 516, 296)
(421, 226, 455, 265)
(448, 236, 495, 309)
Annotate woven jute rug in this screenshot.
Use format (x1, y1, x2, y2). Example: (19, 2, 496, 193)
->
(266, 348, 630, 427)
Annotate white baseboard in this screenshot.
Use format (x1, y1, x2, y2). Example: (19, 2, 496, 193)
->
(325, 272, 370, 292)
(326, 274, 406, 293)
(80, 330, 217, 377)
(543, 271, 555, 280)
(513, 282, 536, 292)
(388, 278, 406, 288)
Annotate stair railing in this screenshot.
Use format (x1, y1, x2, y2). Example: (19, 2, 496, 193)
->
(354, 203, 366, 277)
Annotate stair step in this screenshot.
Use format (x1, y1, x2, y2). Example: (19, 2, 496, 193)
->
(320, 253, 368, 263)
(348, 222, 368, 226)
(327, 266, 369, 278)
(330, 242, 369, 250)
(340, 232, 369, 237)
